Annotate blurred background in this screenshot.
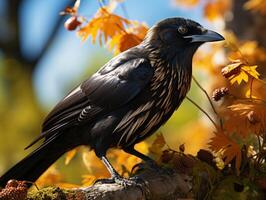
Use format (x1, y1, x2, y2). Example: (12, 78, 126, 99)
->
(0, 0, 265, 185)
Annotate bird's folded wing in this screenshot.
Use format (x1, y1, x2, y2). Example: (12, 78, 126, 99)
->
(26, 57, 153, 148)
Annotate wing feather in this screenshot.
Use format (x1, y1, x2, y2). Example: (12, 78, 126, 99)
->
(27, 51, 153, 148)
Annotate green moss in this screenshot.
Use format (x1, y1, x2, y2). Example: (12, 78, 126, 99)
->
(26, 187, 86, 200)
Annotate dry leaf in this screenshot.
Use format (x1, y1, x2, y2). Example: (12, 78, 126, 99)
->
(209, 131, 242, 174)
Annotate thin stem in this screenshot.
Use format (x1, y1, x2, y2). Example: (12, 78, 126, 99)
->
(186, 96, 218, 130)
(192, 76, 218, 115)
(250, 77, 254, 99)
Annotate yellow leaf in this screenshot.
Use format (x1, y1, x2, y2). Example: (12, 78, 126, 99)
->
(222, 59, 260, 85)
(242, 65, 260, 79)
(65, 148, 78, 165)
(229, 71, 248, 84)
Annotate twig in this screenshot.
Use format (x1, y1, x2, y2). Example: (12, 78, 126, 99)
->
(250, 77, 254, 99)
(186, 96, 218, 129)
(192, 76, 218, 116)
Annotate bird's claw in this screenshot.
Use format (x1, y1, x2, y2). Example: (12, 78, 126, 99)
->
(93, 175, 150, 196)
(93, 178, 116, 185)
(94, 175, 143, 187)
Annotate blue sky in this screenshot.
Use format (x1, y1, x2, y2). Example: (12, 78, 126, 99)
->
(5, 0, 204, 109)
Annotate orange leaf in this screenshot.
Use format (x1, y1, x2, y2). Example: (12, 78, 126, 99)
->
(108, 21, 148, 54)
(78, 7, 130, 45)
(204, 0, 231, 21)
(209, 131, 242, 174)
(223, 101, 266, 137)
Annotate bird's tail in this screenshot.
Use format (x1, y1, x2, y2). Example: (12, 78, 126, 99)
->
(0, 132, 80, 188)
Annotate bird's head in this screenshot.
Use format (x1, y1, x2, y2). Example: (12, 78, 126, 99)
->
(143, 17, 224, 60)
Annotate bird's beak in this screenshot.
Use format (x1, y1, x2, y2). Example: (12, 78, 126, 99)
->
(184, 29, 224, 43)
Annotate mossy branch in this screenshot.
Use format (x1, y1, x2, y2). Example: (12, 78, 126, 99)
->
(26, 168, 191, 200)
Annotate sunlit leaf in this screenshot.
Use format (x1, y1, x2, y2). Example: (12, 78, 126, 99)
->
(222, 59, 260, 85)
(108, 21, 148, 54)
(77, 7, 130, 45)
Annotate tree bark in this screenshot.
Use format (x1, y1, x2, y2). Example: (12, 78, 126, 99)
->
(26, 168, 192, 200)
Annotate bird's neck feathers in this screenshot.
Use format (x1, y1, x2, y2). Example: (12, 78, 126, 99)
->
(142, 41, 198, 75)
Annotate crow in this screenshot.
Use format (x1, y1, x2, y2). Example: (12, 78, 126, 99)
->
(0, 17, 224, 187)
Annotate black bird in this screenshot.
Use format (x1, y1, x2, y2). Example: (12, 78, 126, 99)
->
(0, 17, 224, 187)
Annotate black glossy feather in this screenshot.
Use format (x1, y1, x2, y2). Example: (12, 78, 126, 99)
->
(30, 50, 153, 147)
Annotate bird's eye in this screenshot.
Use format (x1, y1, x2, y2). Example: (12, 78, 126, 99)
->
(178, 26, 188, 34)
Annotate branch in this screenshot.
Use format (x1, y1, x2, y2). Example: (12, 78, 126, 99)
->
(186, 96, 218, 129)
(26, 168, 192, 200)
(192, 76, 218, 116)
